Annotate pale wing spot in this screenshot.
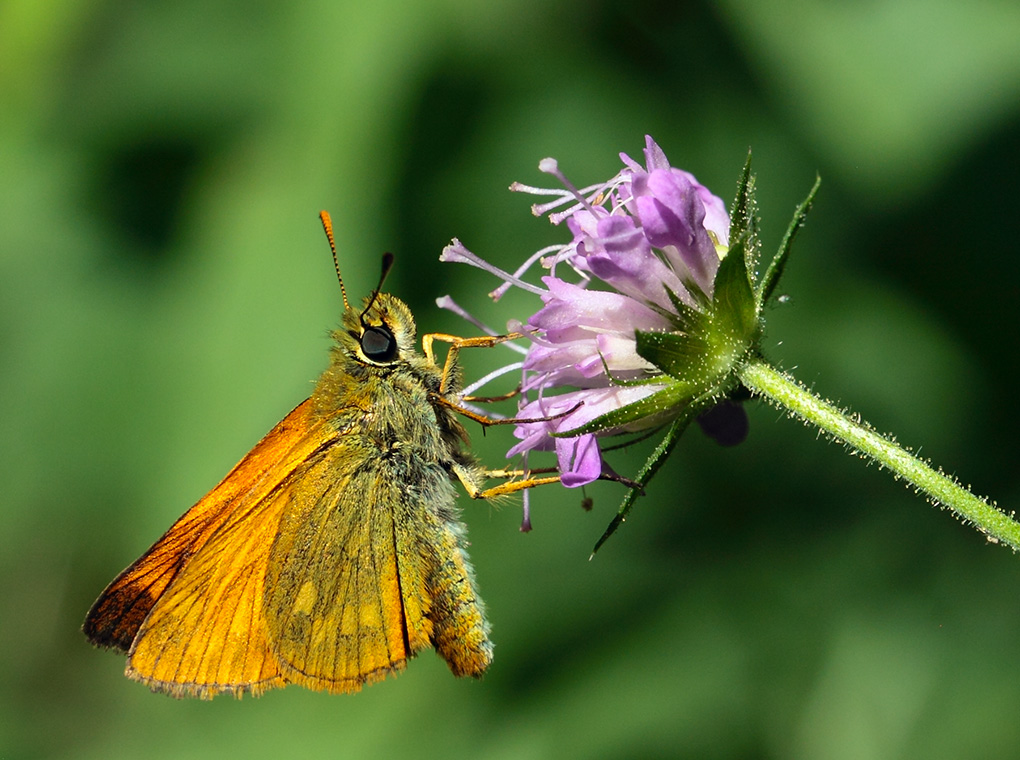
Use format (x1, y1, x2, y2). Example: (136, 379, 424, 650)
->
(311, 617, 327, 649)
(293, 581, 317, 616)
(340, 601, 359, 635)
(359, 601, 382, 628)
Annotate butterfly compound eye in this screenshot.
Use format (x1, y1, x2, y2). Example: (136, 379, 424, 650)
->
(360, 325, 398, 363)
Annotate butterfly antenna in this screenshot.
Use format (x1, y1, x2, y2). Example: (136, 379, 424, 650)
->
(319, 210, 349, 310)
(360, 252, 395, 321)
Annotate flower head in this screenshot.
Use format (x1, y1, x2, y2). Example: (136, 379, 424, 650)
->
(441, 136, 757, 492)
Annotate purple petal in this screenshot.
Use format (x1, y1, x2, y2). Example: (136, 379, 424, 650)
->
(635, 170, 719, 293)
(684, 173, 730, 246)
(641, 171, 703, 248)
(596, 215, 648, 258)
(643, 135, 671, 171)
(527, 277, 667, 334)
(574, 333, 653, 377)
(517, 385, 667, 435)
(557, 434, 603, 487)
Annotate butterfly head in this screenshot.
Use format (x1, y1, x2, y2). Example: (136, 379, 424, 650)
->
(339, 292, 418, 368)
(317, 212, 418, 370)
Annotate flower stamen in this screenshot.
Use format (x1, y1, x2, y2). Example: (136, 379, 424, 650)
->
(441, 239, 547, 296)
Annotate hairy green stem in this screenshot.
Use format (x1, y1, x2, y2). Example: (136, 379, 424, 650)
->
(737, 355, 1019, 550)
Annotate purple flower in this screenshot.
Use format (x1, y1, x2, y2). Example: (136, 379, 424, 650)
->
(441, 136, 735, 489)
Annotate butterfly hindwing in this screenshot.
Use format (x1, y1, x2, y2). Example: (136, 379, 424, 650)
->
(263, 441, 491, 693)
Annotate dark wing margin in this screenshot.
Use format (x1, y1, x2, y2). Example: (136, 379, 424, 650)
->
(83, 398, 342, 698)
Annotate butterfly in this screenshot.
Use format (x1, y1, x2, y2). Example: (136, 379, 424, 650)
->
(83, 212, 553, 698)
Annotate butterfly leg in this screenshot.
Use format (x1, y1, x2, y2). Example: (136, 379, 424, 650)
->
(462, 387, 521, 404)
(451, 462, 562, 500)
(452, 463, 640, 500)
(433, 395, 581, 430)
(422, 332, 523, 395)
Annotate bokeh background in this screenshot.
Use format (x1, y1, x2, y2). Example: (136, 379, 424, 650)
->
(3, 1, 1020, 758)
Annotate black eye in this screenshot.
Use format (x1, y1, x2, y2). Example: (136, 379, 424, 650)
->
(360, 325, 398, 362)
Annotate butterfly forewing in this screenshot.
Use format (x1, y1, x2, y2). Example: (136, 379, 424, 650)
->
(83, 399, 329, 652)
(85, 399, 339, 697)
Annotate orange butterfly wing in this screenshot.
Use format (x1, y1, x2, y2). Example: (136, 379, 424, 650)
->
(86, 393, 492, 698)
(84, 398, 338, 697)
(262, 451, 491, 694)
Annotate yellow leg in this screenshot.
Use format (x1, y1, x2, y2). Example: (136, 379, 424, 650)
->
(482, 467, 559, 478)
(452, 463, 642, 501)
(433, 394, 581, 428)
(476, 476, 563, 499)
(463, 387, 521, 404)
(452, 462, 562, 500)
(422, 332, 524, 394)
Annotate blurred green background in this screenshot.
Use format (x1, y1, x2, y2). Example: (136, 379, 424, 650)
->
(3, 0, 1020, 758)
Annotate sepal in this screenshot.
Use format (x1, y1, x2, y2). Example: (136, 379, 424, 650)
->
(756, 175, 821, 307)
(634, 234, 759, 399)
(729, 150, 761, 287)
(552, 381, 697, 437)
